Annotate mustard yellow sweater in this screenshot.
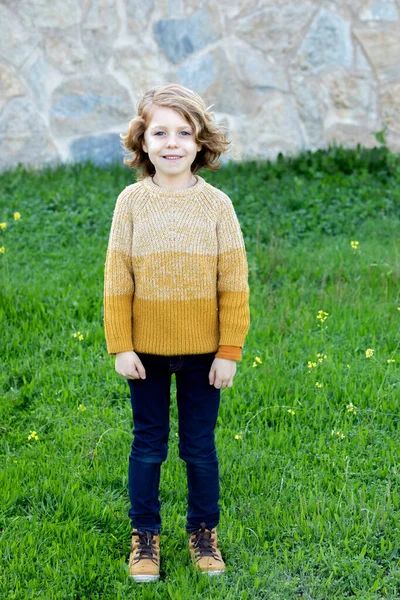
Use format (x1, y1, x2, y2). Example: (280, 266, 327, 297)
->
(103, 174, 250, 361)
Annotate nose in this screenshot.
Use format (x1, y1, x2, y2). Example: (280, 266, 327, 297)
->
(165, 135, 179, 148)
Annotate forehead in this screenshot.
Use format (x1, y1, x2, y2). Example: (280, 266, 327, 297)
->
(146, 105, 192, 129)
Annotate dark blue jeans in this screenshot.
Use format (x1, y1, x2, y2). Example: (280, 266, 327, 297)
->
(127, 351, 221, 535)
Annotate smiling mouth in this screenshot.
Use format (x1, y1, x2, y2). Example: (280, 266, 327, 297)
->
(163, 156, 183, 160)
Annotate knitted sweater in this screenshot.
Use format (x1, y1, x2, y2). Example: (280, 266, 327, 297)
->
(103, 174, 250, 361)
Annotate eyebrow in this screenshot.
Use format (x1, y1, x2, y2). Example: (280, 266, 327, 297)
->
(149, 124, 192, 131)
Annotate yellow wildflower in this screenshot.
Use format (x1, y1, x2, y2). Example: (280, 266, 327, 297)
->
(0, 222, 6, 230)
(234, 432, 242, 440)
(307, 361, 317, 368)
(14, 212, 21, 220)
(73, 331, 84, 340)
(255, 356, 262, 363)
(315, 381, 323, 388)
(287, 409, 295, 415)
(387, 359, 396, 363)
(331, 429, 345, 439)
(77, 404, 86, 412)
(0, 246, 5, 253)
(365, 348, 374, 358)
(316, 310, 329, 324)
(28, 430, 39, 441)
(350, 240, 359, 249)
(346, 402, 357, 414)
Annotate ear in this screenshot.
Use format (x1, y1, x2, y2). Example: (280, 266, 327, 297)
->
(197, 143, 202, 153)
(142, 140, 148, 153)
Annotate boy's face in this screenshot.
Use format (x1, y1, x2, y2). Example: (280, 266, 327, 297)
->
(142, 105, 202, 182)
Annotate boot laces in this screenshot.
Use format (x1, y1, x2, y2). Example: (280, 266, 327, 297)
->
(191, 522, 222, 563)
(131, 530, 158, 564)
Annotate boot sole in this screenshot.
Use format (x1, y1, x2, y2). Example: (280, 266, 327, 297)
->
(202, 569, 226, 576)
(129, 574, 160, 582)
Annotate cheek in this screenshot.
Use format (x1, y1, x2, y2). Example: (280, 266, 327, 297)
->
(146, 139, 159, 152)
(186, 139, 198, 150)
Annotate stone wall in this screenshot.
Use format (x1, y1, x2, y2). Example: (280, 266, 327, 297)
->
(1, 0, 399, 173)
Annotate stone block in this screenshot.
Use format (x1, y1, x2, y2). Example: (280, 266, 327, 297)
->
(360, 0, 398, 21)
(153, 8, 219, 64)
(295, 8, 353, 73)
(70, 132, 125, 165)
(112, 38, 170, 94)
(45, 28, 88, 75)
(354, 24, 400, 82)
(177, 53, 217, 95)
(380, 83, 400, 135)
(229, 91, 305, 161)
(0, 62, 26, 113)
(126, 0, 155, 34)
(177, 47, 267, 116)
(234, 1, 315, 62)
(0, 4, 39, 67)
(50, 75, 132, 136)
(321, 67, 378, 128)
(17, 0, 81, 27)
(229, 40, 289, 92)
(0, 98, 58, 172)
(81, 0, 120, 65)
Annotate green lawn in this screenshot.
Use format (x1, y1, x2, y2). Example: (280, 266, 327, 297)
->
(1, 147, 400, 599)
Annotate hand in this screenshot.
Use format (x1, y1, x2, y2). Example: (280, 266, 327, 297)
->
(115, 351, 146, 380)
(209, 357, 237, 389)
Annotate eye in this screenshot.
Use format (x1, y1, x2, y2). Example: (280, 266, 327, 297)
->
(153, 131, 191, 136)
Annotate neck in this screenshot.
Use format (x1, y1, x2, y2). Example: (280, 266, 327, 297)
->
(151, 173, 197, 190)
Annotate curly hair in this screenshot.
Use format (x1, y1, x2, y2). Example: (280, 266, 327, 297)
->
(120, 83, 230, 179)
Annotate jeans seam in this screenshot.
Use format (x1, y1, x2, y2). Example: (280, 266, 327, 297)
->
(168, 355, 183, 372)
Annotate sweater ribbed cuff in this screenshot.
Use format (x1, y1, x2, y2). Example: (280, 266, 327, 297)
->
(108, 345, 134, 357)
(214, 345, 242, 361)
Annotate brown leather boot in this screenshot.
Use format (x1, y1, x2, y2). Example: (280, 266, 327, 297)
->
(188, 522, 226, 576)
(128, 530, 160, 582)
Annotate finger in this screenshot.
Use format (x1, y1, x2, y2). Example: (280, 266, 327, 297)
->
(123, 372, 134, 380)
(136, 363, 146, 379)
(125, 367, 141, 380)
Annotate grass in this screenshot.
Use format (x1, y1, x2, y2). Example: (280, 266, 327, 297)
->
(1, 147, 400, 599)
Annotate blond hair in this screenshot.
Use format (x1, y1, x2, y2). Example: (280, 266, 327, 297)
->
(120, 83, 230, 179)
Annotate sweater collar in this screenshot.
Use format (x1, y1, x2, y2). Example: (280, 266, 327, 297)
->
(142, 174, 206, 197)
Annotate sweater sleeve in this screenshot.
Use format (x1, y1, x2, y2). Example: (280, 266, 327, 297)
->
(216, 197, 250, 354)
(215, 345, 242, 361)
(103, 187, 135, 355)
